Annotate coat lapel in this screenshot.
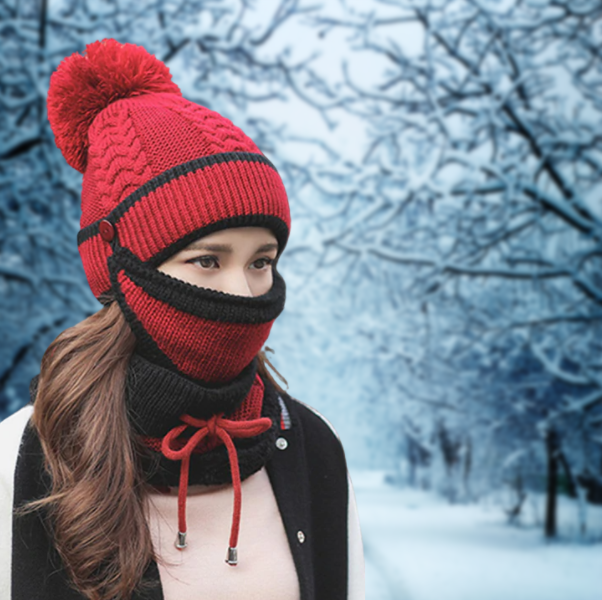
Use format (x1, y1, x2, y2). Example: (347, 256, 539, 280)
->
(12, 423, 88, 600)
(266, 396, 315, 600)
(269, 396, 350, 600)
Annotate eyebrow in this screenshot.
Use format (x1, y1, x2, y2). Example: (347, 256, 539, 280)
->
(184, 241, 279, 253)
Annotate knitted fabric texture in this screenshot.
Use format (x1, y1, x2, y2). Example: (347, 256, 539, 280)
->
(47, 39, 291, 300)
(110, 245, 286, 382)
(126, 353, 280, 486)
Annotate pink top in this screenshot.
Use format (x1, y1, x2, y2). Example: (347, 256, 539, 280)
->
(146, 467, 300, 600)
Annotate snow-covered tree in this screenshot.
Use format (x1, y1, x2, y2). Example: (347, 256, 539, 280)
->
(286, 0, 602, 532)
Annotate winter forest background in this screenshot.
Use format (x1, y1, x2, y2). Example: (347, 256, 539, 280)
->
(1, 0, 602, 598)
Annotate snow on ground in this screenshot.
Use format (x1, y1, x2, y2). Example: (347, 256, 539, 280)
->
(351, 471, 602, 600)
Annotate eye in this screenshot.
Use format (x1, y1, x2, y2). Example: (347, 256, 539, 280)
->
(188, 255, 219, 269)
(250, 257, 274, 270)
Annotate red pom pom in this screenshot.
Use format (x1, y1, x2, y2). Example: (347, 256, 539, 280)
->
(47, 39, 181, 173)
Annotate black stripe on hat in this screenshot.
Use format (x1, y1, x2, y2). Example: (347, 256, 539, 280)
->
(77, 152, 279, 246)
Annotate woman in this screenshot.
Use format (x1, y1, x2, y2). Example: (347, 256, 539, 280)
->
(0, 39, 364, 600)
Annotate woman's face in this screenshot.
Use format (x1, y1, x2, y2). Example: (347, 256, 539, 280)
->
(157, 227, 279, 297)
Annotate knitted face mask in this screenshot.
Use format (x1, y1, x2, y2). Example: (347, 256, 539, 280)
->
(109, 244, 286, 383)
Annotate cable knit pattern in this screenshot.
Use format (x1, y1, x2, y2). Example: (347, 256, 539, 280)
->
(130, 94, 261, 175)
(81, 104, 155, 226)
(154, 93, 261, 154)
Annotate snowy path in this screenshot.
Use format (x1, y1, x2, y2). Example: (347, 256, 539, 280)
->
(355, 474, 414, 600)
(364, 534, 413, 600)
(352, 471, 602, 600)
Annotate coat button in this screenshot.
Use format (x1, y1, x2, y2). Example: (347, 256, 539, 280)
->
(99, 220, 115, 242)
(275, 437, 288, 450)
(297, 530, 305, 543)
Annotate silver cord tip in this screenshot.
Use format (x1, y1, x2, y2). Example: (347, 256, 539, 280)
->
(175, 531, 187, 550)
(225, 546, 238, 566)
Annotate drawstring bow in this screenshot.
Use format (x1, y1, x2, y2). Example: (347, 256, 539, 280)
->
(161, 412, 272, 565)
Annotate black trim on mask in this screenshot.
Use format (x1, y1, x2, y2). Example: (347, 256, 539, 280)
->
(108, 255, 180, 376)
(92, 213, 289, 303)
(109, 246, 286, 324)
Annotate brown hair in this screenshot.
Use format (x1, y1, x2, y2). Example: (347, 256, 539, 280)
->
(27, 301, 287, 600)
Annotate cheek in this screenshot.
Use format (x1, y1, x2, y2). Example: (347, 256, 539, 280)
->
(250, 269, 273, 296)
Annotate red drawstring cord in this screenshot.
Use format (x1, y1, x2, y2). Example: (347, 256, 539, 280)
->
(160, 413, 272, 565)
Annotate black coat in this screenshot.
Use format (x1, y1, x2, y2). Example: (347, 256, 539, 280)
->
(0, 393, 364, 599)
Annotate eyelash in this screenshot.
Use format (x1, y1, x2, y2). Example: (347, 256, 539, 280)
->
(188, 255, 274, 270)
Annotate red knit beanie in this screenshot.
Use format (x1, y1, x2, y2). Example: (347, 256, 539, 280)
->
(47, 38, 291, 300)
